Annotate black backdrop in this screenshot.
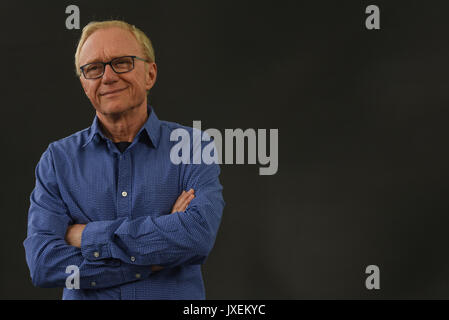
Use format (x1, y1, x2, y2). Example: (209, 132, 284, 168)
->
(1, 0, 449, 299)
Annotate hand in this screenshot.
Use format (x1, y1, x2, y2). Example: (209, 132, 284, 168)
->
(65, 224, 86, 248)
(170, 188, 195, 213)
(151, 265, 164, 272)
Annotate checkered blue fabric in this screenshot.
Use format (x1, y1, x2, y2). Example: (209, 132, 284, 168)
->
(24, 105, 225, 299)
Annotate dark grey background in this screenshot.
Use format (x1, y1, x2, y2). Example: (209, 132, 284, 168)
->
(1, 0, 448, 299)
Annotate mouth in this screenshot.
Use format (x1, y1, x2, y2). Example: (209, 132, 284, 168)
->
(100, 87, 127, 97)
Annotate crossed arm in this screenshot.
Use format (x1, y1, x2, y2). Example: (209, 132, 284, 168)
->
(24, 146, 224, 290)
(65, 189, 196, 272)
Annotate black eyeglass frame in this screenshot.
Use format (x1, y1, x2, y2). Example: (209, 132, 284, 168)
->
(80, 55, 149, 79)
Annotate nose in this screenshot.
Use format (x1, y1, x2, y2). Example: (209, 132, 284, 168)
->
(101, 64, 119, 84)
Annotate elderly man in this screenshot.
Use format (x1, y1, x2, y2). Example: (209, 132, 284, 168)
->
(23, 20, 224, 300)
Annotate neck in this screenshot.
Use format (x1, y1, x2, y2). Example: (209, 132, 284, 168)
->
(97, 101, 148, 143)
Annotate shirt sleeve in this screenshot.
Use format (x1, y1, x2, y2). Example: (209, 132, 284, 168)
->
(80, 146, 225, 268)
(23, 145, 153, 290)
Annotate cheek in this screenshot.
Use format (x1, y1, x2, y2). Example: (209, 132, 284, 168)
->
(84, 88, 100, 107)
(87, 88, 97, 101)
(85, 84, 99, 101)
(126, 75, 147, 95)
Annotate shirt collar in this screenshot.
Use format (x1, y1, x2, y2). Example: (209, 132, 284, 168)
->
(82, 104, 161, 149)
(138, 104, 161, 148)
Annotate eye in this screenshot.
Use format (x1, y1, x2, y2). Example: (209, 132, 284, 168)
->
(113, 57, 133, 68)
(86, 65, 98, 71)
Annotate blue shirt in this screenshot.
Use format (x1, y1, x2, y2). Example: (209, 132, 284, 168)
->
(23, 105, 225, 300)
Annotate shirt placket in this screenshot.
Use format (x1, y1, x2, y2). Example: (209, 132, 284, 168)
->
(117, 152, 132, 218)
(116, 151, 136, 300)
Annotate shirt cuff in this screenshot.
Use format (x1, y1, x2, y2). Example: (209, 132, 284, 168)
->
(79, 262, 153, 289)
(81, 220, 113, 261)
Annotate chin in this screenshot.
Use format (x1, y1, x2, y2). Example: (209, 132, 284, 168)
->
(97, 100, 131, 115)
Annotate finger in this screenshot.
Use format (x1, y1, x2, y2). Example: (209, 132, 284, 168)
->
(175, 190, 194, 207)
(178, 190, 192, 202)
(151, 265, 164, 272)
(171, 191, 187, 211)
(181, 193, 195, 207)
(171, 190, 194, 213)
(179, 194, 195, 212)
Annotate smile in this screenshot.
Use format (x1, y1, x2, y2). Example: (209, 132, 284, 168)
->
(100, 87, 127, 96)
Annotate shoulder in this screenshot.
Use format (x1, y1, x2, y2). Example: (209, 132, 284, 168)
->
(159, 119, 194, 134)
(47, 127, 91, 156)
(158, 119, 212, 141)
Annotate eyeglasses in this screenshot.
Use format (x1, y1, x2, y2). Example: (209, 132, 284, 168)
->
(80, 56, 149, 79)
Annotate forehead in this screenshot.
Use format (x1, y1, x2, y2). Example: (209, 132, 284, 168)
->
(79, 27, 142, 64)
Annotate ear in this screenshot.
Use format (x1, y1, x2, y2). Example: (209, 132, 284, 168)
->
(145, 62, 157, 91)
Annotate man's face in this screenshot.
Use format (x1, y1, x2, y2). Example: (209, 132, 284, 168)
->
(78, 27, 157, 116)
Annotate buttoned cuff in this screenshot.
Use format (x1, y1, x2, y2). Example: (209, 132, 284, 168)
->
(121, 264, 152, 283)
(81, 220, 114, 261)
(77, 260, 152, 290)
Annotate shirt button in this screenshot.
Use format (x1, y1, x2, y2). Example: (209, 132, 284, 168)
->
(122, 191, 128, 197)
(93, 252, 100, 258)
(130, 256, 136, 262)
(91, 281, 96, 287)
(135, 273, 141, 279)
